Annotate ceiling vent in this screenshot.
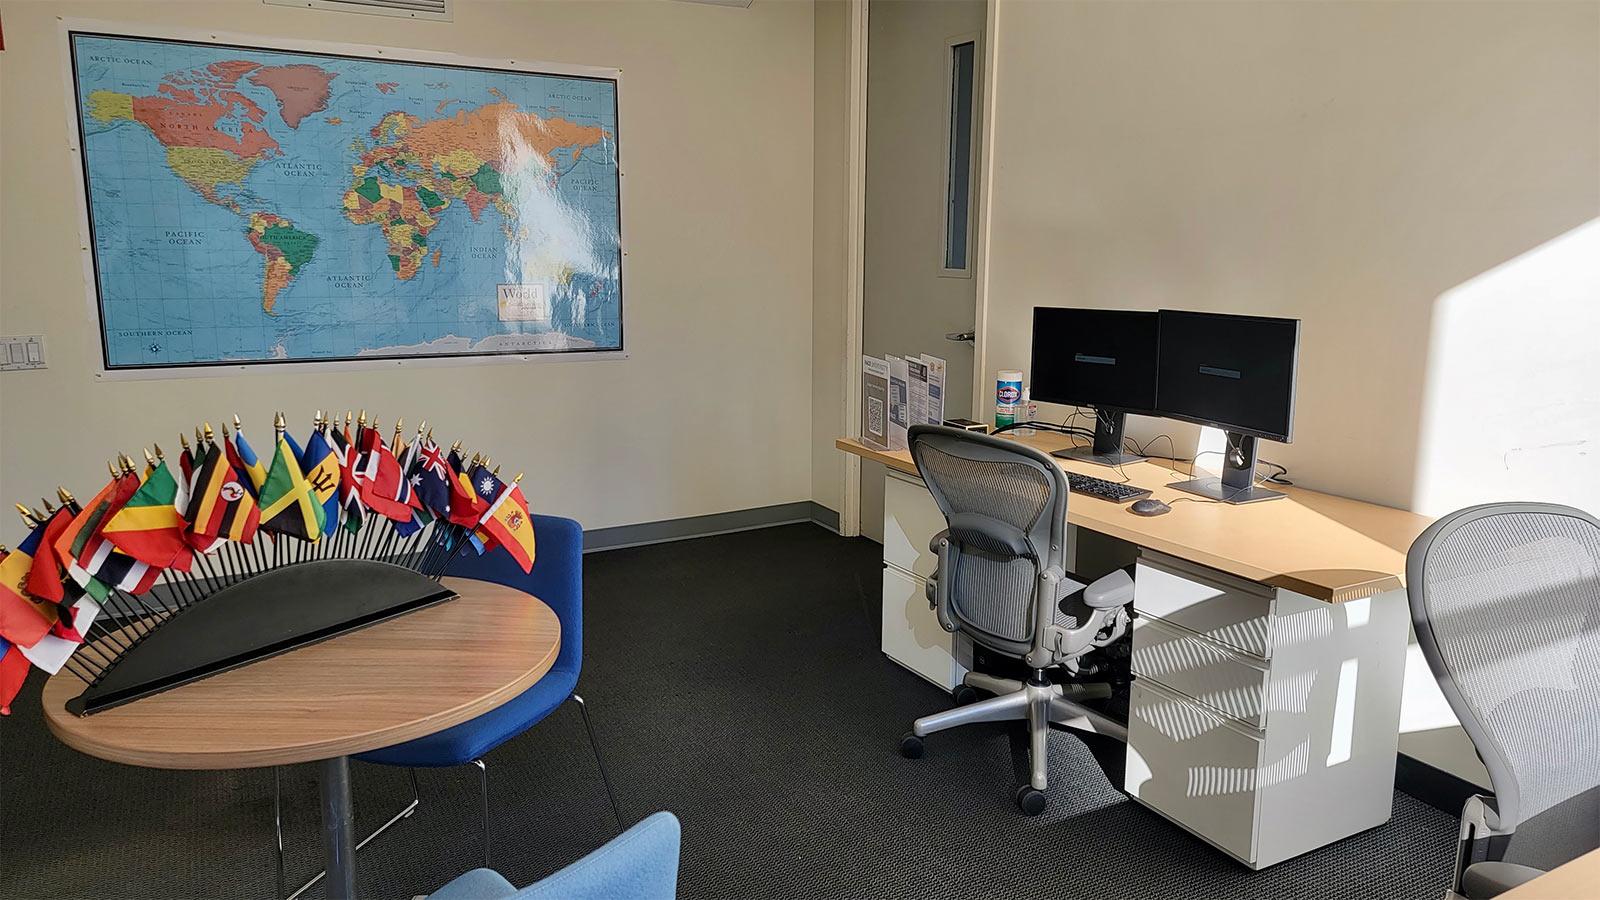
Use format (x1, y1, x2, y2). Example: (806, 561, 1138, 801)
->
(264, 0, 453, 22)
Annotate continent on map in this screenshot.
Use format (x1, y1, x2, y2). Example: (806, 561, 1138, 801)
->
(86, 59, 332, 309)
(247, 64, 336, 128)
(343, 174, 447, 280)
(342, 100, 609, 283)
(376, 82, 399, 94)
(246, 212, 320, 313)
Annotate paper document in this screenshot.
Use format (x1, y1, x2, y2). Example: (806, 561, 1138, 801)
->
(861, 356, 890, 449)
(921, 355, 947, 424)
(887, 356, 910, 450)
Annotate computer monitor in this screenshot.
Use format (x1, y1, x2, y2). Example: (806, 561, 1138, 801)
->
(1155, 309, 1300, 504)
(1030, 307, 1159, 467)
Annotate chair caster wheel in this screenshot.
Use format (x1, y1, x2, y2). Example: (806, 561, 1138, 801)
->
(952, 684, 979, 706)
(899, 732, 925, 759)
(1016, 785, 1047, 815)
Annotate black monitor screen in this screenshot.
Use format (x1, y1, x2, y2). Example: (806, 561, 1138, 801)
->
(1155, 310, 1299, 442)
(1030, 308, 1159, 413)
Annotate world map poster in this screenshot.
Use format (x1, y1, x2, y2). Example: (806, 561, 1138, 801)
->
(69, 32, 623, 370)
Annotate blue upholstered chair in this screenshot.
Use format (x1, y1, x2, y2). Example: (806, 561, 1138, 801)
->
(274, 515, 620, 898)
(426, 811, 680, 900)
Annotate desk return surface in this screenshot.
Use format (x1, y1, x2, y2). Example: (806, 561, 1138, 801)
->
(837, 434, 1429, 603)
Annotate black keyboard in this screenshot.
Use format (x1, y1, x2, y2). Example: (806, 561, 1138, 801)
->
(1065, 472, 1152, 504)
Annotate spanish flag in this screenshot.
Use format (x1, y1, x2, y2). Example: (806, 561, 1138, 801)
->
(259, 433, 324, 541)
(102, 460, 194, 571)
(478, 479, 535, 574)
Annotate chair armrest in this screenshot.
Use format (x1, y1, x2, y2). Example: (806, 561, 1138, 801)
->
(1461, 862, 1546, 899)
(1084, 569, 1134, 609)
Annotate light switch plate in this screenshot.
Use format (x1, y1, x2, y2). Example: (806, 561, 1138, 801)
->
(0, 335, 46, 371)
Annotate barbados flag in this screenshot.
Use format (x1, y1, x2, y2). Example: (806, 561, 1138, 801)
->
(301, 428, 342, 534)
(259, 433, 324, 541)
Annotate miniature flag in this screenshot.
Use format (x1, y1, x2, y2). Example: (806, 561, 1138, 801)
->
(23, 507, 85, 642)
(259, 433, 324, 541)
(446, 449, 487, 527)
(102, 460, 194, 571)
(392, 438, 432, 537)
(0, 522, 59, 647)
(479, 479, 536, 573)
(329, 425, 364, 534)
(412, 437, 455, 519)
(302, 429, 342, 533)
(353, 427, 414, 521)
(229, 424, 268, 494)
(1, 637, 30, 716)
(67, 472, 160, 599)
(186, 444, 261, 544)
(18, 597, 99, 675)
(466, 464, 504, 554)
(54, 476, 121, 565)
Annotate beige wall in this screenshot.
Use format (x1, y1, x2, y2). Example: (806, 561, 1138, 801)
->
(979, 0, 1600, 788)
(0, 0, 818, 547)
(979, 0, 1600, 511)
(811, 0, 850, 521)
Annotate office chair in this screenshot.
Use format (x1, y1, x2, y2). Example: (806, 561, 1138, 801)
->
(1407, 502, 1600, 899)
(897, 425, 1133, 814)
(427, 811, 680, 900)
(273, 515, 622, 899)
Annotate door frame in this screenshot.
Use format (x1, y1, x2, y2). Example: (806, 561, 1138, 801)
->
(837, 0, 998, 537)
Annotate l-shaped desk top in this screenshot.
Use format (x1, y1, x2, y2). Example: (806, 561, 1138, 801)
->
(837, 433, 1432, 604)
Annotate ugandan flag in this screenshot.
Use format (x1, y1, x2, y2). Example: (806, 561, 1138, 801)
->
(0, 524, 58, 647)
(186, 444, 260, 544)
(259, 434, 324, 541)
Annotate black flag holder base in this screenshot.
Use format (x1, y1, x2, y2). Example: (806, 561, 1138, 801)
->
(67, 559, 457, 716)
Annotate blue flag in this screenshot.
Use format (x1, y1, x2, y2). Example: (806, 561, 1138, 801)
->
(301, 428, 342, 533)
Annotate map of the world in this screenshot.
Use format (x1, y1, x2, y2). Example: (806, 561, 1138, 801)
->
(70, 32, 623, 370)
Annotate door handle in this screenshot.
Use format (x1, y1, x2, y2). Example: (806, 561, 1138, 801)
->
(945, 331, 976, 344)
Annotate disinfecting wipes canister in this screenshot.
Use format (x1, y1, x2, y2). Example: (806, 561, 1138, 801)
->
(995, 370, 1023, 428)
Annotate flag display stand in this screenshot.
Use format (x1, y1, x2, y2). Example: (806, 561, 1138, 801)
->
(67, 560, 457, 716)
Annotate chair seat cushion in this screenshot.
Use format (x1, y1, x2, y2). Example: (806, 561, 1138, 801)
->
(426, 867, 518, 900)
(356, 666, 579, 767)
(1461, 861, 1546, 899)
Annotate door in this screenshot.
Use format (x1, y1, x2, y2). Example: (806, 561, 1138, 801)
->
(860, 0, 985, 541)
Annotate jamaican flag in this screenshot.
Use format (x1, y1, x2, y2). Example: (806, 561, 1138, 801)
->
(259, 434, 324, 541)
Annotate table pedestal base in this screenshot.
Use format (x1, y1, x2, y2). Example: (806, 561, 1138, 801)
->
(320, 756, 357, 900)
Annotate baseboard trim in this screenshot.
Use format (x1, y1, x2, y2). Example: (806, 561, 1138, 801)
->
(584, 502, 838, 553)
(1395, 752, 1480, 815)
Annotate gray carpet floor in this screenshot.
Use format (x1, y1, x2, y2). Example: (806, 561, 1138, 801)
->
(0, 523, 1456, 899)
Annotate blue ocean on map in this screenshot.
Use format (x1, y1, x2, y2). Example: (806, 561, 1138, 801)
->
(72, 33, 622, 369)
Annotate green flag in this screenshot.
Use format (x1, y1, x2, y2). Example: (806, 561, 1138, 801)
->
(259, 434, 324, 541)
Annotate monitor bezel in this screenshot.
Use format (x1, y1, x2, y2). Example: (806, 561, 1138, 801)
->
(1029, 307, 1161, 416)
(1153, 309, 1300, 444)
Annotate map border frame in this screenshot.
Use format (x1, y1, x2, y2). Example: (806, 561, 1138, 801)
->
(60, 20, 628, 381)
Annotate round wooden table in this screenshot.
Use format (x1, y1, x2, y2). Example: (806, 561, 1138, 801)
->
(43, 577, 560, 899)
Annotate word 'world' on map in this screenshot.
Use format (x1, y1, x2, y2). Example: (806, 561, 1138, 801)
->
(70, 32, 623, 370)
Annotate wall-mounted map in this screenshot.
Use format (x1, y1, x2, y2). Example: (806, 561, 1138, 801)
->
(69, 32, 623, 370)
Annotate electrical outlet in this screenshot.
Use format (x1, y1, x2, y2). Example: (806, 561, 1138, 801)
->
(0, 335, 46, 371)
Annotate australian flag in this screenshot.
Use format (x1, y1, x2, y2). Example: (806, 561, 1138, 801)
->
(411, 437, 455, 519)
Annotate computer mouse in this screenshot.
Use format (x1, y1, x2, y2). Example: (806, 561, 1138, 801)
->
(1129, 499, 1172, 517)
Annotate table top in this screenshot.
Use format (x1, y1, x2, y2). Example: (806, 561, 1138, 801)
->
(43, 577, 560, 770)
(1502, 847, 1600, 899)
(839, 433, 1432, 603)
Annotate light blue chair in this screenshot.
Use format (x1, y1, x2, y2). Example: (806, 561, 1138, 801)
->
(426, 811, 680, 900)
(274, 515, 620, 898)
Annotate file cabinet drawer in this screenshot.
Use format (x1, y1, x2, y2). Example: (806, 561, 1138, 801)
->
(883, 472, 942, 582)
(1132, 617, 1270, 728)
(1126, 679, 1262, 865)
(1136, 554, 1273, 659)
(880, 567, 960, 690)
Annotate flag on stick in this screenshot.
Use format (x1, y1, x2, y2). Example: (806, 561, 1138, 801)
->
(329, 420, 364, 534)
(0, 523, 58, 647)
(1, 636, 31, 716)
(102, 457, 194, 570)
(479, 474, 536, 573)
(301, 425, 342, 534)
(186, 443, 261, 544)
(227, 418, 268, 494)
(259, 425, 324, 541)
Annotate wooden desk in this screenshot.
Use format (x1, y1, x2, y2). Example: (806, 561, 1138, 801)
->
(43, 577, 560, 898)
(1502, 847, 1600, 899)
(842, 430, 1431, 868)
(838, 432, 1430, 602)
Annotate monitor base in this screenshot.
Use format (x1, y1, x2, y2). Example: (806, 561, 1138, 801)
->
(1168, 476, 1286, 505)
(1051, 446, 1146, 468)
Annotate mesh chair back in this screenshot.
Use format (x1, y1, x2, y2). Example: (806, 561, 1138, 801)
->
(1407, 503, 1600, 830)
(909, 426, 1070, 649)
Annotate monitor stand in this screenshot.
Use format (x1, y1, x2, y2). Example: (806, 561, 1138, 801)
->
(1168, 432, 1286, 504)
(1050, 408, 1145, 467)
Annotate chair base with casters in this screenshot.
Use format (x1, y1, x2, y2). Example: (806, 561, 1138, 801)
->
(271, 693, 619, 900)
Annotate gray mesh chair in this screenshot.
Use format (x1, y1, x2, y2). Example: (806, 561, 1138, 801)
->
(897, 425, 1133, 815)
(1407, 502, 1600, 899)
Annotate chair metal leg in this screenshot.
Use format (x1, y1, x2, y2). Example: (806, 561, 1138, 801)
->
(913, 689, 1029, 736)
(472, 758, 489, 869)
(275, 766, 421, 900)
(1029, 694, 1051, 791)
(1048, 695, 1128, 742)
(572, 693, 625, 833)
